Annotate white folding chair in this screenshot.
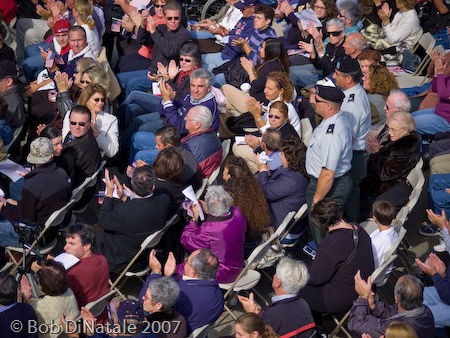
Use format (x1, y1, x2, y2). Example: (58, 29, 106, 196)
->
(188, 324, 210, 338)
(109, 214, 179, 299)
(207, 139, 231, 186)
(218, 232, 279, 320)
(75, 289, 117, 321)
(300, 118, 313, 146)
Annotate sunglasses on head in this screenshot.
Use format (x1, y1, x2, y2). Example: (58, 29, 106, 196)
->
(268, 114, 281, 119)
(80, 80, 90, 84)
(166, 16, 180, 21)
(180, 57, 192, 63)
(327, 31, 342, 37)
(70, 121, 88, 126)
(154, 4, 164, 8)
(92, 97, 105, 102)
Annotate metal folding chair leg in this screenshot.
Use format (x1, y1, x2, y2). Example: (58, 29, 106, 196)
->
(330, 312, 351, 338)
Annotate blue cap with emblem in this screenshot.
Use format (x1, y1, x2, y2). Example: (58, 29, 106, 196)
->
(335, 58, 362, 74)
(235, 0, 258, 10)
(315, 85, 345, 104)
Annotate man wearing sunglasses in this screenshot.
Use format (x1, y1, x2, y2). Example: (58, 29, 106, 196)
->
(333, 58, 371, 223)
(56, 105, 101, 188)
(306, 85, 353, 245)
(116, 2, 191, 96)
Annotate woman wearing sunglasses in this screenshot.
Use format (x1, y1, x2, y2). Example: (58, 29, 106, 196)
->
(297, 18, 346, 80)
(233, 101, 300, 174)
(62, 84, 119, 157)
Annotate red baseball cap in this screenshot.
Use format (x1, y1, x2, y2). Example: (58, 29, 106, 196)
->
(53, 20, 71, 34)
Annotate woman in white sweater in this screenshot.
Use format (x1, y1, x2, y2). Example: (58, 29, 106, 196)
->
(377, 0, 421, 50)
(63, 84, 119, 157)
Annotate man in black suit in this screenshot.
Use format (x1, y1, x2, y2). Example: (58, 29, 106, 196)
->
(97, 166, 171, 273)
(57, 105, 101, 188)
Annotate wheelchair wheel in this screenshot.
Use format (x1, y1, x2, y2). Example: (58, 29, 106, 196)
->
(200, 0, 228, 21)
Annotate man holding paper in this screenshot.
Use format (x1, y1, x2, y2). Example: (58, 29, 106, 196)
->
(96, 166, 170, 274)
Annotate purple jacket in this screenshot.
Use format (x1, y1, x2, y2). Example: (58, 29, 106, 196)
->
(180, 206, 247, 284)
(159, 92, 219, 137)
(348, 298, 435, 338)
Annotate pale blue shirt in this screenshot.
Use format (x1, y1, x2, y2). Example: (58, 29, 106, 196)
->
(306, 111, 353, 178)
(340, 84, 371, 151)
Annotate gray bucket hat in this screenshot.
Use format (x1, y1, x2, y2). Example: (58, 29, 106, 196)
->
(27, 137, 53, 165)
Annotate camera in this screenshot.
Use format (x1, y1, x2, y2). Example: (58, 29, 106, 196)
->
(13, 221, 40, 245)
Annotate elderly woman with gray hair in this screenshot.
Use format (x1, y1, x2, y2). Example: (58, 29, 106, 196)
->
(66, 276, 188, 338)
(180, 185, 247, 283)
(360, 111, 420, 219)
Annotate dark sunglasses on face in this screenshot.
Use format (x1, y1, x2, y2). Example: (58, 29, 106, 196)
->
(154, 4, 164, 8)
(327, 31, 343, 37)
(268, 114, 281, 119)
(180, 57, 192, 63)
(70, 121, 88, 126)
(80, 80, 90, 84)
(92, 97, 105, 102)
(166, 16, 180, 21)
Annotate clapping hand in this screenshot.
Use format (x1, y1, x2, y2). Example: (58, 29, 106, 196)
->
(232, 37, 248, 47)
(168, 60, 179, 80)
(377, 3, 391, 24)
(240, 57, 255, 75)
(159, 79, 175, 102)
(298, 39, 315, 54)
(237, 292, 261, 314)
(246, 97, 263, 118)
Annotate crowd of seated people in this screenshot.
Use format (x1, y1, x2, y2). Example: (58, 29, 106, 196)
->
(1, 0, 450, 336)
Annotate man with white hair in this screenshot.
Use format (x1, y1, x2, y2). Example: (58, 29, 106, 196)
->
(181, 106, 222, 178)
(367, 89, 411, 154)
(238, 257, 317, 338)
(343, 32, 368, 59)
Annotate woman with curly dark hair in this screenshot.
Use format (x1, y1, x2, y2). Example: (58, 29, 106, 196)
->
(256, 136, 309, 239)
(21, 259, 79, 334)
(223, 155, 270, 257)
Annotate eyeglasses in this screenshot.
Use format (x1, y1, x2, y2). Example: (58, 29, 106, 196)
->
(154, 4, 164, 8)
(180, 57, 192, 63)
(387, 126, 406, 133)
(327, 31, 343, 37)
(166, 16, 180, 21)
(338, 13, 345, 18)
(313, 5, 326, 10)
(268, 114, 281, 119)
(70, 121, 88, 126)
(80, 80, 91, 84)
(92, 97, 105, 102)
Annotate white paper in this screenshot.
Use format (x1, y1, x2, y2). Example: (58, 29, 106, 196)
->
(182, 185, 205, 221)
(54, 252, 80, 270)
(0, 159, 26, 182)
(219, 36, 230, 44)
(102, 178, 132, 199)
(152, 81, 161, 95)
(130, 0, 151, 7)
(235, 136, 247, 145)
(294, 9, 322, 29)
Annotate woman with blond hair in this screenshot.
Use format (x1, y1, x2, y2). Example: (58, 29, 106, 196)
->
(62, 83, 119, 157)
(235, 313, 279, 338)
(73, 0, 101, 57)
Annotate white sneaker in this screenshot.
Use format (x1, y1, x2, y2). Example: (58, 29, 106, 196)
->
(434, 239, 446, 253)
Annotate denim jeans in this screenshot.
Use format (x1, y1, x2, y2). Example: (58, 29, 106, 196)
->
(412, 108, 450, 135)
(201, 52, 228, 72)
(117, 70, 153, 98)
(290, 64, 322, 91)
(130, 131, 157, 164)
(23, 42, 51, 82)
(190, 30, 215, 40)
(0, 215, 19, 247)
(119, 90, 162, 129)
(423, 286, 450, 327)
(9, 178, 25, 201)
(429, 173, 450, 220)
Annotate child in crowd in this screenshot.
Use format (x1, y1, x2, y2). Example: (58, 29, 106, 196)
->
(0, 97, 13, 145)
(370, 200, 399, 270)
